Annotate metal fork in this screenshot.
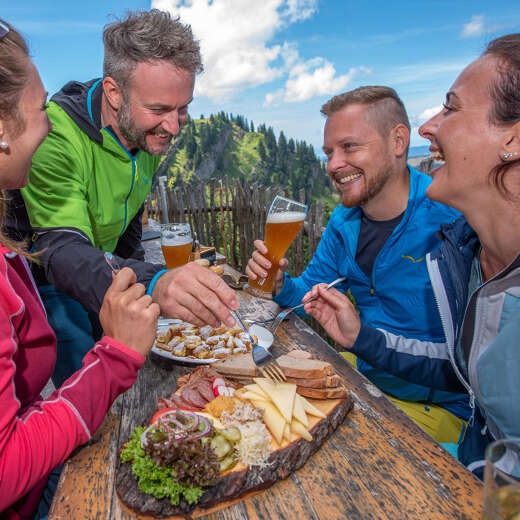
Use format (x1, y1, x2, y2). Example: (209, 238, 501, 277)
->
(230, 310, 286, 383)
(269, 276, 347, 335)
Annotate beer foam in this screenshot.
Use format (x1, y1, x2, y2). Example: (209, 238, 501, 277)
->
(266, 211, 306, 224)
(163, 236, 192, 245)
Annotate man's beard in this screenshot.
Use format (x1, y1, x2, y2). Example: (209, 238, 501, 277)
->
(339, 165, 392, 208)
(117, 101, 170, 156)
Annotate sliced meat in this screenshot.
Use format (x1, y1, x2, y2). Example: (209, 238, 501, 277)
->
(157, 397, 175, 410)
(180, 386, 208, 409)
(169, 393, 195, 410)
(198, 379, 216, 402)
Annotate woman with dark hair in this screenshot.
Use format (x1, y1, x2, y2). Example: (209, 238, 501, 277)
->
(0, 19, 160, 517)
(304, 33, 520, 477)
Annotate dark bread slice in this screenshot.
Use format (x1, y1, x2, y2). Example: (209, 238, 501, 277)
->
(285, 374, 341, 388)
(276, 354, 334, 378)
(296, 385, 348, 399)
(210, 353, 258, 377)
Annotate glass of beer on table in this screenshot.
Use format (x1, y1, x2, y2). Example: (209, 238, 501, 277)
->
(248, 195, 308, 294)
(161, 223, 192, 269)
(482, 438, 520, 520)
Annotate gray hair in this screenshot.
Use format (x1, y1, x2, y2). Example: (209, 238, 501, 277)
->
(102, 9, 203, 91)
(321, 86, 411, 137)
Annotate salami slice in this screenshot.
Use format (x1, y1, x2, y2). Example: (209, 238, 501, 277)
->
(198, 379, 216, 403)
(180, 386, 208, 409)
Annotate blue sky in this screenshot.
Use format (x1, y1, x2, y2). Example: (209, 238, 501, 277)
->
(3, 1, 520, 155)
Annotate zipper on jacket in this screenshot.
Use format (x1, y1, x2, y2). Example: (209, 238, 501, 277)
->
(120, 157, 137, 237)
(426, 253, 476, 423)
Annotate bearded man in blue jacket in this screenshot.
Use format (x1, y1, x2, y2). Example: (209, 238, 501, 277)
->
(246, 86, 470, 447)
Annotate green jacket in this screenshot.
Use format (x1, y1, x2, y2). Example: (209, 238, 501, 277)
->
(6, 79, 164, 312)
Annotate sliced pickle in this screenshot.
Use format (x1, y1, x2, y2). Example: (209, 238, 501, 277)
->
(210, 434, 232, 460)
(219, 427, 241, 443)
(219, 453, 237, 472)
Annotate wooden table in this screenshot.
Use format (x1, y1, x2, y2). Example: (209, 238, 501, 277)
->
(49, 259, 483, 519)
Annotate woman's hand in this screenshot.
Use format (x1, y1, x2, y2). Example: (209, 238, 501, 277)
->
(99, 267, 160, 356)
(245, 239, 287, 294)
(303, 284, 361, 348)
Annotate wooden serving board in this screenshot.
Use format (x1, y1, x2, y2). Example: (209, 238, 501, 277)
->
(116, 395, 353, 519)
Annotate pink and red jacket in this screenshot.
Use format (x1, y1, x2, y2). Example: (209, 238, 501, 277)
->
(0, 245, 145, 518)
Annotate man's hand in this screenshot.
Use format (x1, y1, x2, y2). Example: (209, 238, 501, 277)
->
(152, 263, 239, 328)
(303, 284, 361, 348)
(99, 267, 160, 357)
(245, 239, 287, 295)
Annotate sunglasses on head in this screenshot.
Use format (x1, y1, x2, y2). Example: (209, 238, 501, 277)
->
(0, 21, 10, 40)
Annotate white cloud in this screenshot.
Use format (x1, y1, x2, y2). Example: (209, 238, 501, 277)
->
(152, 0, 319, 100)
(461, 15, 486, 38)
(282, 61, 371, 103)
(418, 105, 443, 121)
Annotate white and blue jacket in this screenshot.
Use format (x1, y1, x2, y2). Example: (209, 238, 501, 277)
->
(353, 216, 520, 475)
(274, 167, 470, 419)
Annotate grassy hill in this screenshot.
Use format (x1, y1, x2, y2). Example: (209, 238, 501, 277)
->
(165, 112, 334, 207)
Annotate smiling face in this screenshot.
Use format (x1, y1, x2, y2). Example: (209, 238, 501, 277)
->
(322, 103, 399, 211)
(419, 56, 506, 211)
(0, 60, 51, 189)
(113, 60, 195, 155)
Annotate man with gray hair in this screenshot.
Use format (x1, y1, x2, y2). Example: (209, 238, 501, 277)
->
(6, 9, 239, 386)
(246, 86, 470, 448)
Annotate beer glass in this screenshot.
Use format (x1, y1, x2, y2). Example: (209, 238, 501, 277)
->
(161, 223, 192, 269)
(248, 195, 307, 294)
(482, 438, 520, 519)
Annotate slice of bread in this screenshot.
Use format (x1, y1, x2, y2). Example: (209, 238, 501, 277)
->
(210, 353, 258, 377)
(276, 355, 334, 378)
(286, 349, 313, 360)
(285, 374, 341, 388)
(296, 385, 348, 399)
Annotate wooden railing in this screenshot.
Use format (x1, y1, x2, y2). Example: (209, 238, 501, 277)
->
(147, 177, 326, 278)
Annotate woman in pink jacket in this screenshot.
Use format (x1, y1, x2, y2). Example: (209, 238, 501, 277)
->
(0, 20, 160, 518)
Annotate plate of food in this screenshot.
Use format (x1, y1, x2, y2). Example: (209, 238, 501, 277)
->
(151, 318, 273, 365)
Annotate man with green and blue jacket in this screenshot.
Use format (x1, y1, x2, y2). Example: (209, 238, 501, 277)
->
(5, 10, 239, 386)
(246, 86, 470, 445)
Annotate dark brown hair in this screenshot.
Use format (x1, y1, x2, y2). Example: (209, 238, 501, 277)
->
(321, 86, 411, 137)
(483, 34, 520, 195)
(103, 9, 203, 92)
(0, 19, 32, 256)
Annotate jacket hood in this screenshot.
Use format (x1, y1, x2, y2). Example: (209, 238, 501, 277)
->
(51, 79, 104, 144)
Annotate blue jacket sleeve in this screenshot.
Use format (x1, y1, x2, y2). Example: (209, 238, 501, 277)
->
(351, 324, 465, 393)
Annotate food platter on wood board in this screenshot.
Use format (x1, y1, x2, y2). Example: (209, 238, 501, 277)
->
(116, 351, 353, 519)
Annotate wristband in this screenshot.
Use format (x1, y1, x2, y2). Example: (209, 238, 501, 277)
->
(146, 269, 168, 296)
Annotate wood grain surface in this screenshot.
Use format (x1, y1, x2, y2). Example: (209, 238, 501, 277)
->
(49, 290, 483, 520)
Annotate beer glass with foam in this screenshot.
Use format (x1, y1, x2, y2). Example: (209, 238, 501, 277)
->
(248, 195, 307, 294)
(161, 223, 192, 269)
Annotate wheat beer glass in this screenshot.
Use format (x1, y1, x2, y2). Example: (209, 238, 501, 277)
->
(248, 195, 307, 294)
(482, 438, 520, 520)
(161, 223, 192, 269)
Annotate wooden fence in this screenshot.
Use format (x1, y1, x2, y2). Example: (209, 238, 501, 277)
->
(147, 177, 325, 278)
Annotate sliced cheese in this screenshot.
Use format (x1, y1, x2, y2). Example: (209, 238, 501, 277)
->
(292, 393, 309, 427)
(254, 378, 296, 423)
(299, 394, 326, 419)
(283, 422, 291, 442)
(241, 391, 268, 402)
(244, 384, 268, 398)
(290, 417, 312, 442)
(251, 399, 285, 446)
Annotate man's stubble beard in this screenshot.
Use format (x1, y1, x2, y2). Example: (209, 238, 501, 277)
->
(340, 164, 393, 208)
(117, 101, 149, 152)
